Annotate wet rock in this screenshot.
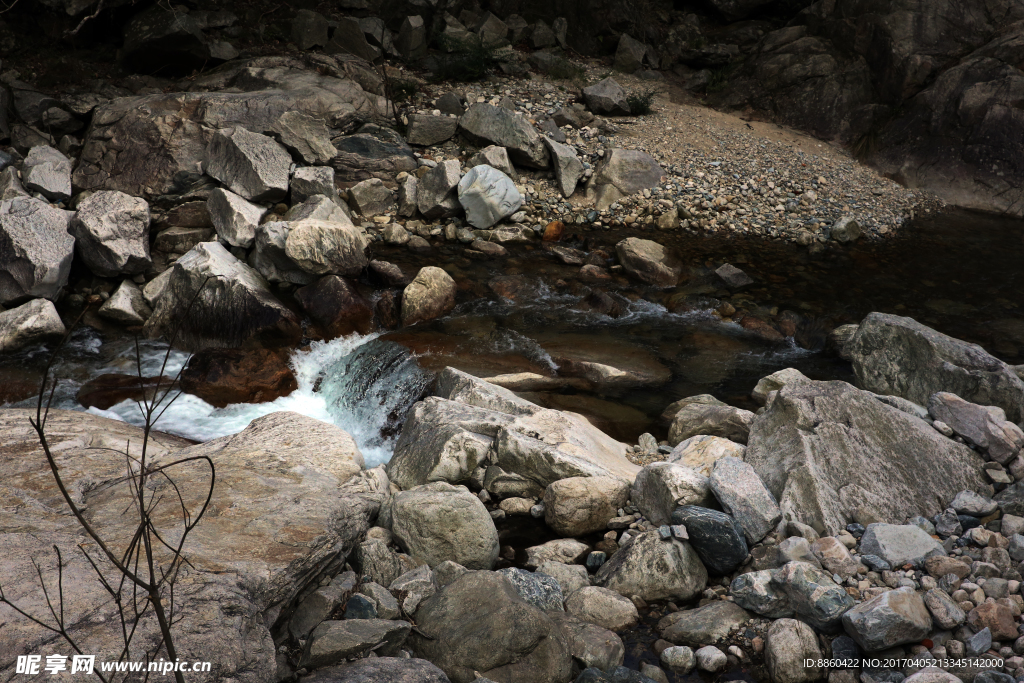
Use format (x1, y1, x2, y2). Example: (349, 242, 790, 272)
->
(274, 112, 336, 166)
(417, 160, 462, 219)
(842, 587, 932, 652)
(76, 373, 177, 410)
(745, 379, 986, 535)
(401, 266, 456, 327)
(566, 586, 638, 631)
(849, 312, 1024, 423)
(595, 530, 707, 602)
(615, 238, 682, 288)
(468, 145, 517, 181)
(615, 33, 647, 74)
(673, 506, 748, 575)
(179, 347, 297, 407)
(766, 618, 823, 683)
(730, 569, 793, 618)
(205, 127, 291, 202)
(929, 392, 1024, 465)
(659, 601, 751, 647)
(409, 571, 572, 683)
(543, 137, 585, 198)
(98, 280, 152, 325)
(582, 78, 630, 116)
(23, 146, 72, 202)
(709, 457, 781, 544)
(860, 523, 944, 566)
(716, 263, 754, 289)
(300, 619, 411, 668)
(406, 114, 459, 147)
(285, 218, 368, 277)
(70, 191, 152, 277)
(668, 435, 745, 476)
(295, 275, 374, 338)
(207, 188, 266, 249)
(0, 298, 65, 353)
(497, 567, 564, 611)
(143, 242, 301, 351)
(772, 561, 855, 632)
(458, 104, 550, 169)
(458, 165, 522, 229)
(390, 482, 499, 569)
(632, 463, 712, 526)
(544, 476, 630, 536)
(291, 9, 328, 50)
(0, 197, 75, 305)
(752, 367, 811, 405)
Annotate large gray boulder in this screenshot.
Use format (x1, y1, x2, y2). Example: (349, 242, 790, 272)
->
(457, 165, 522, 229)
(615, 237, 682, 288)
(765, 618, 823, 683)
(745, 379, 987, 535)
(386, 369, 638, 491)
(143, 241, 301, 351)
(730, 569, 793, 618)
(631, 462, 712, 526)
(659, 601, 751, 647)
(548, 612, 625, 672)
(207, 188, 267, 249)
(248, 222, 316, 286)
(849, 312, 1024, 422)
(23, 145, 72, 202)
(417, 160, 462, 220)
(928, 391, 1024, 464)
(842, 587, 933, 652)
(273, 111, 336, 166)
(594, 530, 707, 602)
(0, 298, 65, 352)
(98, 280, 152, 325)
(70, 191, 152, 277)
(458, 104, 550, 169)
(859, 523, 944, 566)
(582, 78, 630, 116)
(709, 457, 781, 545)
(593, 148, 664, 198)
(0, 197, 75, 305)
(565, 586, 638, 631)
(668, 401, 755, 446)
(543, 476, 630, 536)
(409, 571, 572, 683)
(390, 482, 499, 569)
(401, 266, 456, 327)
(205, 126, 292, 202)
(0, 409, 377, 683)
(406, 114, 459, 147)
(284, 218, 368, 277)
(542, 137, 584, 198)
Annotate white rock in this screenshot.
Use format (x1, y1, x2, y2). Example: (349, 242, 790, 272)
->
(207, 188, 267, 249)
(98, 280, 152, 325)
(695, 646, 727, 673)
(457, 165, 522, 229)
(631, 462, 712, 526)
(0, 298, 65, 352)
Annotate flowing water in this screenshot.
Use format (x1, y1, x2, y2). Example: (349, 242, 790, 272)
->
(2, 208, 1023, 467)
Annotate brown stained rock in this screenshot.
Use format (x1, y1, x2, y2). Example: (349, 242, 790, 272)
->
(77, 374, 178, 411)
(295, 275, 374, 338)
(180, 348, 298, 407)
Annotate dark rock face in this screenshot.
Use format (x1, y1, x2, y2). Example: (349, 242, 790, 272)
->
(332, 127, 419, 181)
(295, 275, 375, 339)
(77, 374, 178, 411)
(671, 505, 749, 575)
(180, 348, 298, 407)
(711, 0, 1024, 215)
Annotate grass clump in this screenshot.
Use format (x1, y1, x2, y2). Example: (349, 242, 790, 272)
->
(432, 34, 503, 82)
(627, 87, 662, 115)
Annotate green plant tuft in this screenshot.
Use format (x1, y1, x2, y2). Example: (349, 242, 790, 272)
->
(626, 87, 661, 115)
(431, 34, 503, 82)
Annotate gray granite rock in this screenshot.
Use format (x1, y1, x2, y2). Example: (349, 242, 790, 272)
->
(594, 530, 707, 603)
(98, 280, 152, 325)
(205, 127, 291, 202)
(207, 187, 266, 249)
(0, 298, 66, 352)
(709, 456, 781, 544)
(23, 145, 72, 202)
(0, 197, 74, 304)
(458, 104, 549, 168)
(658, 601, 751, 647)
(771, 561, 855, 632)
(842, 587, 933, 652)
(70, 190, 152, 276)
(457, 165, 522, 229)
(406, 114, 459, 146)
(273, 111, 334, 165)
(498, 567, 564, 611)
(929, 392, 1024, 464)
(300, 619, 411, 668)
(290, 166, 337, 204)
(859, 524, 945, 566)
(730, 569, 793, 618)
(543, 137, 584, 197)
(417, 160, 462, 219)
(582, 78, 630, 116)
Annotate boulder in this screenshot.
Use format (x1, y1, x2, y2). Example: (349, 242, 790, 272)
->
(615, 238, 682, 288)
(668, 435, 745, 475)
(468, 145, 517, 181)
(301, 619, 411, 668)
(207, 188, 266, 249)
(744, 379, 987, 535)
(205, 127, 291, 202)
(543, 137, 585, 198)
(859, 524, 944, 566)
(0, 298, 65, 352)
(592, 150, 664, 207)
(458, 104, 550, 169)
(0, 197, 75, 305)
(406, 114, 459, 147)
(0, 409, 379, 681)
(594, 530, 707, 602)
(842, 587, 932, 652)
(333, 127, 419, 182)
(396, 16, 428, 61)
(351, 540, 402, 588)
(928, 392, 1024, 464)
(348, 178, 395, 218)
(396, 175, 418, 217)
(23, 146, 72, 202)
(275, 113, 336, 166)
(525, 539, 590, 568)
(668, 402, 754, 446)
(967, 601, 1017, 641)
(772, 561, 855, 632)
(401, 267, 457, 327)
(709, 457, 781, 544)
(615, 33, 647, 74)
(389, 565, 437, 615)
(291, 9, 328, 50)
(302, 657, 452, 683)
(457, 165, 523, 229)
(696, 646, 728, 673)
(631, 463, 712, 526)
(409, 571, 572, 683)
(730, 570, 793, 618)
(537, 561, 590, 596)
(179, 348, 298, 407)
(143, 242, 301, 351)
(659, 601, 751, 647)
(249, 222, 316, 286)
(417, 160, 462, 219)
(71, 191, 152, 277)
(285, 194, 351, 223)
(765, 619, 823, 683)
(390, 482, 499, 569)
(543, 476, 630, 536)
(672, 506, 748, 575)
(565, 586, 639, 631)
(294, 275, 374, 338)
(548, 612, 625, 672)
(98, 280, 152, 325)
(285, 218, 368, 277)
(582, 78, 630, 116)
(752, 368, 811, 405)
(849, 312, 1024, 423)
(497, 567, 564, 611)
